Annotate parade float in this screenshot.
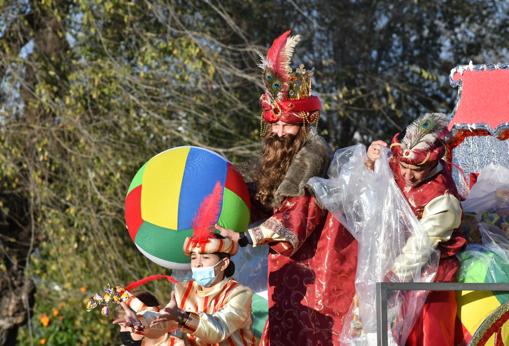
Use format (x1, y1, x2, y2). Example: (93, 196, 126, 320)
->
(448, 63, 509, 345)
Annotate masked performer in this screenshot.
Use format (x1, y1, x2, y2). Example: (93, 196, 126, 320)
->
(218, 31, 357, 345)
(119, 184, 256, 346)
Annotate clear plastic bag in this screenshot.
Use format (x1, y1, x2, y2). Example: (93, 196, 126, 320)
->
(308, 144, 439, 345)
(462, 163, 509, 216)
(459, 163, 509, 294)
(458, 222, 509, 286)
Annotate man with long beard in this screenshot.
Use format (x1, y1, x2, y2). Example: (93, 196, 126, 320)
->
(219, 31, 358, 346)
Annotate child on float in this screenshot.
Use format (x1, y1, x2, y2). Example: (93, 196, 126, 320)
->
(117, 184, 256, 346)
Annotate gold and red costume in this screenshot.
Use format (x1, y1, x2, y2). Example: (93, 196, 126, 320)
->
(247, 31, 358, 345)
(125, 279, 255, 346)
(170, 279, 254, 346)
(388, 113, 466, 346)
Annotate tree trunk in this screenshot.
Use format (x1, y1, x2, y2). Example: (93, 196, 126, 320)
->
(0, 193, 35, 346)
(0, 1, 71, 344)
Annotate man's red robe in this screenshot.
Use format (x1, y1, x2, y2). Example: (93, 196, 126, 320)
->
(247, 132, 358, 346)
(390, 159, 467, 346)
(258, 194, 358, 345)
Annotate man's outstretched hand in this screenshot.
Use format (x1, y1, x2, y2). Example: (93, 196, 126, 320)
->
(215, 224, 240, 242)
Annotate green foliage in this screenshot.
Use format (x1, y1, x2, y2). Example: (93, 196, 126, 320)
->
(0, 0, 508, 344)
(17, 297, 115, 346)
(1, 1, 260, 344)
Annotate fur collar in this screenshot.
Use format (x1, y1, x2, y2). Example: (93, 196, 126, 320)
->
(272, 129, 332, 208)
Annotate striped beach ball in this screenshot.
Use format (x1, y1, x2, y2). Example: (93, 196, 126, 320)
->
(124, 146, 251, 269)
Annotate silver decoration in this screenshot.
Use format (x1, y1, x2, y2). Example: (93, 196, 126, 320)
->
(448, 63, 509, 196)
(449, 62, 509, 87)
(452, 136, 509, 197)
(448, 62, 509, 138)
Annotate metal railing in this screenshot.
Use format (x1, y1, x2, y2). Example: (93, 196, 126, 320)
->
(376, 282, 509, 346)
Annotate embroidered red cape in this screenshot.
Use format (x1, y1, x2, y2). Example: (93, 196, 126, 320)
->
(258, 193, 358, 345)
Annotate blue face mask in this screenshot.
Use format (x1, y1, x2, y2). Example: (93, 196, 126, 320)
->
(191, 260, 224, 287)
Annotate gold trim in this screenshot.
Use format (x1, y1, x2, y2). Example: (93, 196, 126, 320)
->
(263, 218, 299, 251)
(468, 301, 509, 346)
(417, 151, 431, 166)
(259, 114, 268, 137)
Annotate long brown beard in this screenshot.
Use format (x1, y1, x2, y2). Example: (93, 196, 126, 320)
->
(255, 128, 307, 208)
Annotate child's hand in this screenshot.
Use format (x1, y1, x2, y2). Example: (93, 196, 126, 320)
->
(113, 302, 143, 332)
